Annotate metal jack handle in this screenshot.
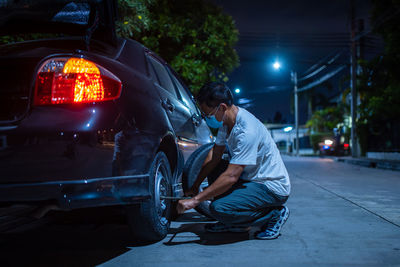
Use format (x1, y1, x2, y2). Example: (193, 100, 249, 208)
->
(160, 196, 191, 200)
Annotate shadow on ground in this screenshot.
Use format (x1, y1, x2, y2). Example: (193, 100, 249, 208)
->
(0, 207, 143, 267)
(164, 211, 255, 246)
(0, 209, 255, 266)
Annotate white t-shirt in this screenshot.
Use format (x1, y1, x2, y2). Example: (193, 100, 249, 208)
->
(215, 107, 291, 197)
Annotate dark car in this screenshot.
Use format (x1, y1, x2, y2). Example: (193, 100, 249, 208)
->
(0, 0, 213, 241)
(318, 137, 350, 156)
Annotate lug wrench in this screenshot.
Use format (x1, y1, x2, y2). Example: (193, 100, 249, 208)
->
(160, 196, 191, 200)
(160, 196, 192, 220)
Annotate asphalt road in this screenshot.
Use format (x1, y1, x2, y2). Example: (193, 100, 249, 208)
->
(1, 156, 399, 267)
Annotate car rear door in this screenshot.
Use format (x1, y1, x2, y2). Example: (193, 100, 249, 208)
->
(167, 69, 213, 146)
(147, 54, 199, 161)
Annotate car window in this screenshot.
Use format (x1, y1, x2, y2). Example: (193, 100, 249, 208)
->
(148, 56, 177, 97)
(170, 73, 198, 112)
(1, 1, 91, 25)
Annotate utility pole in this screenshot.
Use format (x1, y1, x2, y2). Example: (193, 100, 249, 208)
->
(350, 0, 358, 157)
(358, 19, 365, 63)
(292, 71, 299, 157)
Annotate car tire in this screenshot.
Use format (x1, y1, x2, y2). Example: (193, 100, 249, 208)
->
(182, 143, 228, 219)
(126, 151, 172, 242)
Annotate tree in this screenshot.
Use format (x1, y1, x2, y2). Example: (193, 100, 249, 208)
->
(116, 0, 154, 37)
(1, 0, 239, 95)
(306, 105, 347, 151)
(117, 0, 239, 93)
(306, 106, 345, 133)
(356, 0, 400, 153)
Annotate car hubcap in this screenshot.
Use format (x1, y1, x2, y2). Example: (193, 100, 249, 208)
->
(155, 162, 169, 226)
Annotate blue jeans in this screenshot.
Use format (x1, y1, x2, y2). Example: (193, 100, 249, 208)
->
(209, 179, 288, 228)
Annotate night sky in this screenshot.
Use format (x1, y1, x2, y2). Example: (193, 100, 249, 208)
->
(211, 0, 379, 124)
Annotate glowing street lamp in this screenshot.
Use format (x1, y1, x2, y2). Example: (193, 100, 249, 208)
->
(273, 61, 281, 70)
(234, 88, 241, 94)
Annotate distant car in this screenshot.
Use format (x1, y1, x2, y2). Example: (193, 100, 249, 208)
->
(0, 0, 213, 241)
(318, 137, 350, 156)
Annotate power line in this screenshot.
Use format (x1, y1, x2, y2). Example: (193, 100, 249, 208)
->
(301, 49, 343, 76)
(299, 51, 343, 81)
(237, 32, 383, 49)
(297, 65, 347, 92)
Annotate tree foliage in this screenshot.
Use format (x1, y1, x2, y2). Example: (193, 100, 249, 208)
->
(306, 106, 345, 133)
(356, 0, 400, 152)
(117, 0, 239, 93)
(1, 0, 239, 94)
(359, 0, 400, 121)
(306, 105, 348, 152)
(116, 0, 155, 37)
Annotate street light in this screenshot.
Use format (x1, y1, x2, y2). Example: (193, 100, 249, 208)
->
(234, 88, 241, 94)
(272, 61, 299, 156)
(273, 61, 281, 70)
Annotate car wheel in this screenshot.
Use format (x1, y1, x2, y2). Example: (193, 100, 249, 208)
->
(126, 151, 172, 242)
(183, 143, 228, 219)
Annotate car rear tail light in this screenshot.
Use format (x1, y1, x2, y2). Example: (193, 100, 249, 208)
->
(344, 143, 349, 149)
(34, 57, 122, 105)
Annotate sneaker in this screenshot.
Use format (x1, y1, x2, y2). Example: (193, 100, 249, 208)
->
(205, 222, 249, 233)
(256, 206, 290, 240)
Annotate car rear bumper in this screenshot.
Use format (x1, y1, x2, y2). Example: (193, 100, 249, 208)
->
(0, 174, 150, 210)
(0, 101, 161, 210)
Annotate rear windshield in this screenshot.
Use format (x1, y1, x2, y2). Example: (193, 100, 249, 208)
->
(0, 1, 93, 26)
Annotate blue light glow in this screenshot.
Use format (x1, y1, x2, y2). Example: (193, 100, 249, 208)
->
(273, 61, 281, 70)
(283, 126, 293, 132)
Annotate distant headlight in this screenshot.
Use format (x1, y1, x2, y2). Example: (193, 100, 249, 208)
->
(324, 139, 333, 145)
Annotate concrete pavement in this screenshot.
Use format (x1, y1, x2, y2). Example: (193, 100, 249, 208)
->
(1, 156, 399, 266)
(99, 156, 400, 267)
(335, 156, 400, 172)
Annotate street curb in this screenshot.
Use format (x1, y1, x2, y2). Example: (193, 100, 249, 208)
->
(335, 157, 400, 172)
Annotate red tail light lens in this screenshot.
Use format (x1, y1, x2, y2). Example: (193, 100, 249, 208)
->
(34, 57, 122, 105)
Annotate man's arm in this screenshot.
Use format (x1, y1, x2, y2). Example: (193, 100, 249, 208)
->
(194, 163, 244, 201)
(186, 144, 225, 195)
(177, 163, 244, 213)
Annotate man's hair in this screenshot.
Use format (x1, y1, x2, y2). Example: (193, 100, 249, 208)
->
(196, 82, 233, 108)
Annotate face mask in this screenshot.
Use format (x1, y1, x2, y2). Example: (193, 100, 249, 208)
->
(204, 105, 223, 129)
(205, 116, 223, 129)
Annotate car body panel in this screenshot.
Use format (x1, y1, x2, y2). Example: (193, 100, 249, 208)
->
(0, 0, 213, 212)
(0, 37, 212, 210)
(0, 174, 150, 210)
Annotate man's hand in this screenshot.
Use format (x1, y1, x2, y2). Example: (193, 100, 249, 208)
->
(176, 198, 200, 214)
(184, 186, 199, 197)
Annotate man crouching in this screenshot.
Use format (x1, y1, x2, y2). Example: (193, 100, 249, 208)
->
(177, 82, 291, 240)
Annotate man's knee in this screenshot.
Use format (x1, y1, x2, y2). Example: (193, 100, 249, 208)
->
(209, 201, 224, 221)
(209, 199, 231, 218)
